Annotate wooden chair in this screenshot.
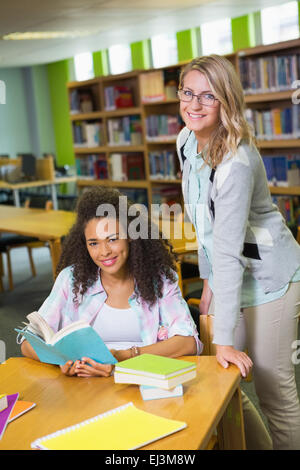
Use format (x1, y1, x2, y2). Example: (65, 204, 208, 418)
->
(0, 198, 53, 291)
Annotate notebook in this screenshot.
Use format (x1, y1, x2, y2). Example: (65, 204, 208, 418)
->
(114, 354, 196, 390)
(140, 385, 183, 401)
(8, 400, 36, 422)
(0, 393, 19, 439)
(31, 402, 186, 450)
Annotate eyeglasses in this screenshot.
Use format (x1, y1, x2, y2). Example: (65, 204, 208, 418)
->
(177, 89, 218, 107)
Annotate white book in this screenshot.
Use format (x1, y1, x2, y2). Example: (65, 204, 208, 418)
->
(140, 385, 183, 401)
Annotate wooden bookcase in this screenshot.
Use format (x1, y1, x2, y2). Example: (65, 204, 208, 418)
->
(67, 39, 300, 211)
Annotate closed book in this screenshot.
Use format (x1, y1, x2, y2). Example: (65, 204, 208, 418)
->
(140, 384, 183, 401)
(0, 393, 18, 439)
(8, 400, 36, 422)
(114, 353, 196, 390)
(15, 311, 117, 366)
(31, 402, 186, 450)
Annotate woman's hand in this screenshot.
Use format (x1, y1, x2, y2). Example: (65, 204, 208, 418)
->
(216, 345, 253, 378)
(74, 357, 114, 377)
(60, 360, 79, 376)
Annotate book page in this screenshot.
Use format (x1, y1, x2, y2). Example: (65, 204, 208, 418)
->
(26, 312, 54, 344)
(51, 320, 91, 345)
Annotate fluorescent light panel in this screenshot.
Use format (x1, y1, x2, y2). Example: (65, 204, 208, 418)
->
(2, 31, 91, 40)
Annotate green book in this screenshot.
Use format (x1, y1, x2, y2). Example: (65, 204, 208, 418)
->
(114, 354, 196, 390)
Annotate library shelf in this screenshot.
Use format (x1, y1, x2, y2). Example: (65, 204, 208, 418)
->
(70, 111, 104, 121)
(269, 186, 300, 196)
(76, 179, 149, 189)
(237, 38, 300, 57)
(73, 146, 107, 154)
(150, 179, 182, 185)
(244, 90, 295, 103)
(67, 37, 300, 207)
(104, 107, 142, 117)
(257, 140, 300, 149)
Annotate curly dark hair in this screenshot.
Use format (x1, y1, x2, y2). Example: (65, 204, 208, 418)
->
(56, 186, 178, 306)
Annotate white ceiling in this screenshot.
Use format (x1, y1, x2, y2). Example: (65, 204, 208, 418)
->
(0, 0, 292, 68)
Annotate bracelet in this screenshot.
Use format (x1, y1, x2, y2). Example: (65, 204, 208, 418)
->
(130, 346, 140, 358)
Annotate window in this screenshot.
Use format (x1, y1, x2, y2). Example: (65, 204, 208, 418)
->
(108, 44, 132, 75)
(261, 1, 299, 45)
(151, 33, 178, 68)
(74, 52, 94, 81)
(201, 18, 233, 55)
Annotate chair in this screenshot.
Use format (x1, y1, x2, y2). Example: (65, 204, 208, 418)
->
(0, 197, 53, 291)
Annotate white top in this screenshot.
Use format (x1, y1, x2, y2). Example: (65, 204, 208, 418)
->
(92, 302, 143, 350)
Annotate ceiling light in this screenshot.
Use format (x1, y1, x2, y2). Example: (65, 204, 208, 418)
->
(2, 31, 92, 40)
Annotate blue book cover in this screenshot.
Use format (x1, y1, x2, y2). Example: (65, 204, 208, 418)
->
(15, 324, 117, 366)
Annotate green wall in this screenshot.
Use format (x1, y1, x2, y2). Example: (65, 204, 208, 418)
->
(47, 60, 74, 166)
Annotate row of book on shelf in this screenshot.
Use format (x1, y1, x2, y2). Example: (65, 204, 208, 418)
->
(69, 88, 96, 114)
(75, 153, 145, 182)
(245, 105, 300, 140)
(262, 153, 300, 186)
(140, 69, 179, 103)
(72, 121, 104, 147)
(149, 150, 179, 180)
(146, 114, 183, 141)
(75, 150, 180, 182)
(70, 85, 136, 115)
(107, 116, 143, 146)
(104, 85, 134, 110)
(239, 53, 300, 94)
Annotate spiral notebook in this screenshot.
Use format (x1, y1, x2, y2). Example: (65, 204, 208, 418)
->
(31, 402, 186, 450)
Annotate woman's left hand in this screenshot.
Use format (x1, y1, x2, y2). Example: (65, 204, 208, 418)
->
(74, 357, 114, 377)
(216, 345, 253, 378)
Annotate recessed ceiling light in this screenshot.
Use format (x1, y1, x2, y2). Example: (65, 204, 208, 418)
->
(2, 31, 92, 40)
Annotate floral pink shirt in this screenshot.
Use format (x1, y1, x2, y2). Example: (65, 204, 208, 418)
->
(37, 266, 202, 354)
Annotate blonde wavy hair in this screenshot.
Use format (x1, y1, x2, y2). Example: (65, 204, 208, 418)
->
(179, 54, 256, 167)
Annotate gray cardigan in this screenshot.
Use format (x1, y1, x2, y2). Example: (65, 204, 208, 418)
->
(177, 126, 300, 345)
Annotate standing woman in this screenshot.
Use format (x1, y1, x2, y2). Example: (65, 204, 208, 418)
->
(176, 54, 300, 450)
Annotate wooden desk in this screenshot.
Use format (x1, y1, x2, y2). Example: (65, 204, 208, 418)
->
(0, 176, 77, 210)
(0, 205, 75, 277)
(0, 356, 245, 450)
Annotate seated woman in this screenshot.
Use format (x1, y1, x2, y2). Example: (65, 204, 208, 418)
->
(21, 186, 202, 376)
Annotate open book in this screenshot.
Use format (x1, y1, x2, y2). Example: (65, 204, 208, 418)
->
(15, 311, 117, 366)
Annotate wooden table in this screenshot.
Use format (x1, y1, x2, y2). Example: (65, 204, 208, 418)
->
(0, 205, 75, 277)
(0, 176, 77, 210)
(0, 356, 245, 450)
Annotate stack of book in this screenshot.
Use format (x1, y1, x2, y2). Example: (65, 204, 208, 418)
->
(239, 53, 300, 94)
(107, 116, 143, 146)
(104, 85, 134, 110)
(114, 353, 196, 390)
(108, 153, 145, 181)
(245, 105, 300, 140)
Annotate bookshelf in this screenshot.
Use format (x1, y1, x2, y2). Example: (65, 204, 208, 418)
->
(67, 40, 300, 217)
(238, 38, 300, 228)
